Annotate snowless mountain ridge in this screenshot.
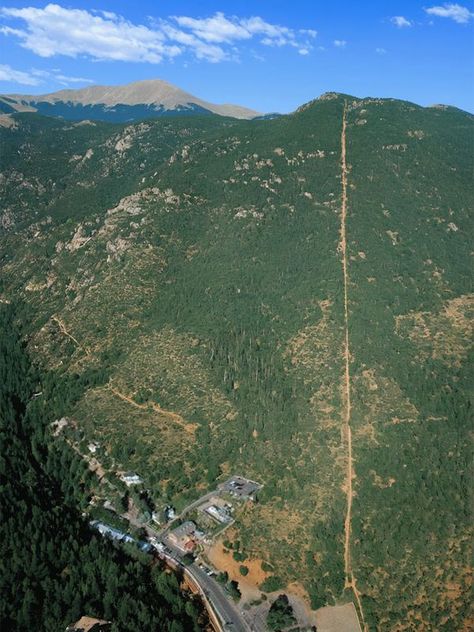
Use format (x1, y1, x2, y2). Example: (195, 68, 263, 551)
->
(1, 78, 261, 120)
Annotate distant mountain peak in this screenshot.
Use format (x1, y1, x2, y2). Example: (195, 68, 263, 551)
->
(0, 79, 261, 122)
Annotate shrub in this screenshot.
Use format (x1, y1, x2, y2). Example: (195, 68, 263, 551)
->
(267, 594, 296, 631)
(259, 575, 285, 592)
(227, 580, 241, 602)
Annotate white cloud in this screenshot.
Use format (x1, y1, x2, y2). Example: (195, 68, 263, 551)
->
(391, 16, 412, 27)
(0, 4, 180, 63)
(171, 13, 317, 53)
(0, 64, 93, 87)
(376, 47, 387, 54)
(0, 4, 317, 64)
(53, 73, 94, 84)
(173, 13, 250, 44)
(300, 29, 318, 38)
(31, 68, 93, 85)
(334, 39, 347, 47)
(159, 23, 227, 63)
(425, 3, 474, 23)
(0, 63, 40, 85)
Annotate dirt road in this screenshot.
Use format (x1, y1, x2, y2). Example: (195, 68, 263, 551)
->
(339, 102, 367, 631)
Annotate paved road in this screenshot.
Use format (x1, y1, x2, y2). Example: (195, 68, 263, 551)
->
(124, 522, 250, 632)
(187, 563, 249, 632)
(158, 540, 249, 632)
(176, 489, 218, 518)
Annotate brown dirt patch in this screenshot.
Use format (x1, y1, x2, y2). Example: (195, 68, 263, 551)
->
(205, 540, 269, 600)
(353, 367, 419, 439)
(395, 294, 473, 365)
(315, 602, 362, 632)
(369, 470, 396, 489)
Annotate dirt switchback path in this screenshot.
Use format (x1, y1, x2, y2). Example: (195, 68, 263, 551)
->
(108, 385, 197, 434)
(52, 315, 90, 355)
(339, 102, 367, 631)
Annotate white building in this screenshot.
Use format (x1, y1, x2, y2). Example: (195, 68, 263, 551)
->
(121, 472, 143, 486)
(205, 505, 232, 524)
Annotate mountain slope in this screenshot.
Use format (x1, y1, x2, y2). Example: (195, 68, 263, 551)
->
(0, 304, 207, 632)
(1, 94, 472, 630)
(0, 79, 260, 122)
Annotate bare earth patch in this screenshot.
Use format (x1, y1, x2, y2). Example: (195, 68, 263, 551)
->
(395, 294, 473, 365)
(315, 603, 362, 632)
(205, 539, 268, 601)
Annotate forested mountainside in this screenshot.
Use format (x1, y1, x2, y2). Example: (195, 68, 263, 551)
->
(1, 93, 473, 630)
(0, 304, 208, 631)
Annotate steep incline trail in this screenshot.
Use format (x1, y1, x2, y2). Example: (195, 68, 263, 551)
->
(339, 102, 367, 631)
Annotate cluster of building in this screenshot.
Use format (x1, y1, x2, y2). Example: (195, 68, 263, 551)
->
(90, 520, 151, 553)
(164, 477, 262, 555)
(90, 474, 261, 563)
(90, 521, 135, 545)
(167, 520, 205, 553)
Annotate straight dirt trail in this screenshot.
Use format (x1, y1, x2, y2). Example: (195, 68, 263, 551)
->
(339, 101, 367, 631)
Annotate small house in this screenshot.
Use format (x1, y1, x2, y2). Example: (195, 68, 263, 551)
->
(121, 472, 143, 486)
(66, 616, 111, 632)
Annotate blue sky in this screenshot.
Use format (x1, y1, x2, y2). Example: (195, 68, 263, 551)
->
(1, 1, 473, 113)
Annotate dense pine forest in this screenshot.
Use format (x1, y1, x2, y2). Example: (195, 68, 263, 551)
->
(1, 93, 473, 629)
(0, 304, 207, 632)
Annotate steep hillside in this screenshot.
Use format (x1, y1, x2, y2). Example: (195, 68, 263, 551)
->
(0, 304, 208, 632)
(1, 94, 472, 630)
